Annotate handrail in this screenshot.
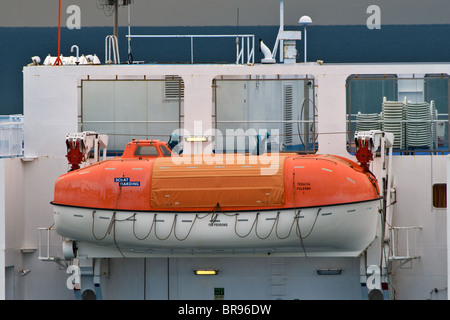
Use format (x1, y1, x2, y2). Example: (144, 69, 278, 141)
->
(389, 226, 422, 262)
(126, 34, 255, 64)
(0, 115, 24, 158)
(38, 227, 57, 261)
(105, 35, 120, 64)
(82, 120, 313, 124)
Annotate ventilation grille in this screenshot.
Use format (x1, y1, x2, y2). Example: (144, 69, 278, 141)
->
(165, 75, 184, 100)
(97, 0, 132, 6)
(283, 84, 293, 145)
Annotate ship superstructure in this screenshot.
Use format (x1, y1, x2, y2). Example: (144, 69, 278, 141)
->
(0, 1, 448, 300)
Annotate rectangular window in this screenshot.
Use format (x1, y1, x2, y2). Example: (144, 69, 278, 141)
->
(135, 146, 158, 156)
(213, 75, 316, 154)
(433, 183, 446, 208)
(82, 78, 184, 154)
(346, 74, 449, 154)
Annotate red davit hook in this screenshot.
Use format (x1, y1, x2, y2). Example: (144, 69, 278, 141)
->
(66, 140, 85, 171)
(53, 0, 63, 66)
(354, 138, 374, 172)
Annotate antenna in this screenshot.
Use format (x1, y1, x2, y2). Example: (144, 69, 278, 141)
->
(236, 8, 240, 45)
(97, 0, 133, 39)
(236, 8, 240, 32)
(53, 0, 63, 66)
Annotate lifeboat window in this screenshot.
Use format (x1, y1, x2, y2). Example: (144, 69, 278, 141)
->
(433, 183, 446, 208)
(160, 146, 172, 157)
(134, 146, 159, 156)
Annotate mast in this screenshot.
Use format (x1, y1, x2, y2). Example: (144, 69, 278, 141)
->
(114, 0, 118, 39)
(53, 0, 63, 65)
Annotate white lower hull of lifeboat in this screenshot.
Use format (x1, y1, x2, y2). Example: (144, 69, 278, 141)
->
(52, 199, 381, 258)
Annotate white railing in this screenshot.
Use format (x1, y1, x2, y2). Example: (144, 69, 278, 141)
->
(126, 34, 255, 64)
(389, 226, 422, 264)
(0, 115, 23, 158)
(105, 35, 120, 64)
(38, 227, 60, 262)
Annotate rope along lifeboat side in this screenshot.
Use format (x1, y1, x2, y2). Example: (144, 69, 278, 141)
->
(52, 139, 382, 257)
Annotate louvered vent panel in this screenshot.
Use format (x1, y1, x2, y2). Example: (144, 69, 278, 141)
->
(283, 84, 293, 145)
(165, 75, 184, 100)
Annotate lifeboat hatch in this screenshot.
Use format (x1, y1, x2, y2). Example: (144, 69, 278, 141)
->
(122, 139, 173, 159)
(150, 156, 286, 208)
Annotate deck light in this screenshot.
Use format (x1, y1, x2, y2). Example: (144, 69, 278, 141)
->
(194, 269, 219, 275)
(299, 15, 312, 63)
(185, 136, 208, 142)
(316, 268, 342, 275)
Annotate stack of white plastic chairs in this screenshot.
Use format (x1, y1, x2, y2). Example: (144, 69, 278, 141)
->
(380, 97, 437, 150)
(430, 101, 438, 149)
(381, 97, 406, 149)
(405, 100, 435, 149)
(356, 111, 381, 131)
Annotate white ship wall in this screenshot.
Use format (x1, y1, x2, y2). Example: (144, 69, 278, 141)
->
(0, 62, 447, 299)
(389, 155, 448, 299)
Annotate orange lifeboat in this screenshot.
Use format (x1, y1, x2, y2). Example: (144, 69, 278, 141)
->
(52, 139, 381, 257)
